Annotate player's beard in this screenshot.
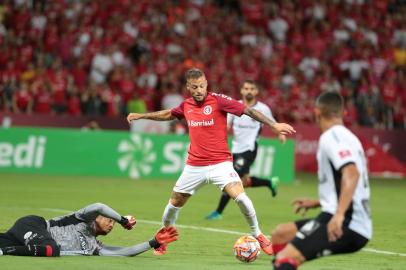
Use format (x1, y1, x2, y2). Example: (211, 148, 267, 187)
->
(245, 93, 254, 102)
(192, 92, 207, 103)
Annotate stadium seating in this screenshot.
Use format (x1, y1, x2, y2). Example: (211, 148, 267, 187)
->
(0, 0, 405, 129)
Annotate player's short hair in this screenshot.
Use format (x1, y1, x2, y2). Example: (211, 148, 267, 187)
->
(185, 68, 205, 81)
(241, 79, 258, 89)
(316, 91, 344, 118)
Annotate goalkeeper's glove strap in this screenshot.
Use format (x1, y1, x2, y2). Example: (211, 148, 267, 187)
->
(149, 238, 161, 249)
(120, 216, 129, 225)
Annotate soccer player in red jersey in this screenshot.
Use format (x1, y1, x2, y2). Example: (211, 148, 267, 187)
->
(127, 68, 295, 255)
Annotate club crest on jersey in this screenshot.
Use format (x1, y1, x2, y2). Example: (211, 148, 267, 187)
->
(203, 105, 212, 115)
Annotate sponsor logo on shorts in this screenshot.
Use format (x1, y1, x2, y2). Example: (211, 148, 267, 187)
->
(300, 220, 320, 236)
(230, 172, 238, 178)
(321, 249, 332, 256)
(24, 231, 33, 240)
(24, 231, 38, 245)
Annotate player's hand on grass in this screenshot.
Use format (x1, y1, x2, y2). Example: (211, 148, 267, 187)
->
(327, 213, 344, 242)
(278, 134, 287, 144)
(122, 215, 137, 230)
(292, 198, 320, 216)
(272, 123, 296, 136)
(155, 226, 179, 245)
(127, 113, 142, 124)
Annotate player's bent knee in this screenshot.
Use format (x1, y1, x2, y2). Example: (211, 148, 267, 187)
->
(169, 198, 185, 207)
(170, 192, 190, 207)
(272, 223, 297, 244)
(224, 182, 244, 199)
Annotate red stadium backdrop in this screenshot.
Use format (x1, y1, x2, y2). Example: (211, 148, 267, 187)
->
(1, 113, 405, 177)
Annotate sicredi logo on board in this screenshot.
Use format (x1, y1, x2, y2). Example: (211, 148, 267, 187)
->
(0, 136, 46, 168)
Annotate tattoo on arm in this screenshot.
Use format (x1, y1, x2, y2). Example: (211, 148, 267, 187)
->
(142, 110, 176, 121)
(244, 107, 276, 127)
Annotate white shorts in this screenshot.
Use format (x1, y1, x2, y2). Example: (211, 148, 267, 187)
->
(173, 161, 241, 195)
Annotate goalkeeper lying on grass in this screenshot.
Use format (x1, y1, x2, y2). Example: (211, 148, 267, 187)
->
(0, 203, 178, 257)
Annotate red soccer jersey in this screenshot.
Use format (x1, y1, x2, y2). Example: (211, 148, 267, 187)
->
(171, 92, 245, 166)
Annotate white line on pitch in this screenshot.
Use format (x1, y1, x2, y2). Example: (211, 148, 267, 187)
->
(362, 248, 406, 257)
(39, 208, 406, 257)
(137, 219, 245, 235)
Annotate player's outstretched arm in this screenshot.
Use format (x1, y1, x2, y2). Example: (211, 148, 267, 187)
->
(243, 107, 296, 135)
(74, 203, 136, 229)
(98, 226, 179, 256)
(127, 110, 176, 123)
(328, 164, 360, 242)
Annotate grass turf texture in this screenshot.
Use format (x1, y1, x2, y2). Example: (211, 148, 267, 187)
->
(0, 172, 405, 270)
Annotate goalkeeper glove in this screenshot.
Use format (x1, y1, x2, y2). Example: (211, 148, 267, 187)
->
(120, 215, 136, 230)
(155, 226, 179, 245)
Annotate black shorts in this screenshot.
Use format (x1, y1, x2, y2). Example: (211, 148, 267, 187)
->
(233, 144, 258, 176)
(5, 215, 56, 246)
(291, 212, 369, 261)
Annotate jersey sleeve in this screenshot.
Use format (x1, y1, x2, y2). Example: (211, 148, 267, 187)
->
(321, 134, 356, 171)
(74, 203, 122, 223)
(170, 102, 185, 120)
(214, 94, 245, 116)
(98, 241, 152, 257)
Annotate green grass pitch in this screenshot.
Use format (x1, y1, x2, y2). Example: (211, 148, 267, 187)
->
(0, 172, 405, 270)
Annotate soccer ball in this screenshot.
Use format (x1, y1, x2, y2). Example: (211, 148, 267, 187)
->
(233, 235, 261, 263)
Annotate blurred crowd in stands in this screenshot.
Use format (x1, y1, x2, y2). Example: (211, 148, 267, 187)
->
(0, 0, 405, 129)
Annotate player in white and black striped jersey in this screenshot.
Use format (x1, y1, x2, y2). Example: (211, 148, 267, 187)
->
(270, 91, 372, 270)
(205, 80, 286, 220)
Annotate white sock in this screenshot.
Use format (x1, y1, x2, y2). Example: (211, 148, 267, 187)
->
(0, 249, 3, 255)
(234, 193, 262, 237)
(162, 202, 182, 227)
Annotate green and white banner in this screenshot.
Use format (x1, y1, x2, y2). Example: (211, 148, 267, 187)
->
(0, 127, 295, 183)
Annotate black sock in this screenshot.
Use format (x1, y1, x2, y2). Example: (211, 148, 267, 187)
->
(273, 258, 298, 270)
(274, 263, 297, 270)
(216, 192, 231, 214)
(1, 245, 59, 257)
(251, 176, 271, 188)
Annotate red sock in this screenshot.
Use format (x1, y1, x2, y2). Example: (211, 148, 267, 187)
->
(273, 243, 287, 254)
(45, 245, 53, 257)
